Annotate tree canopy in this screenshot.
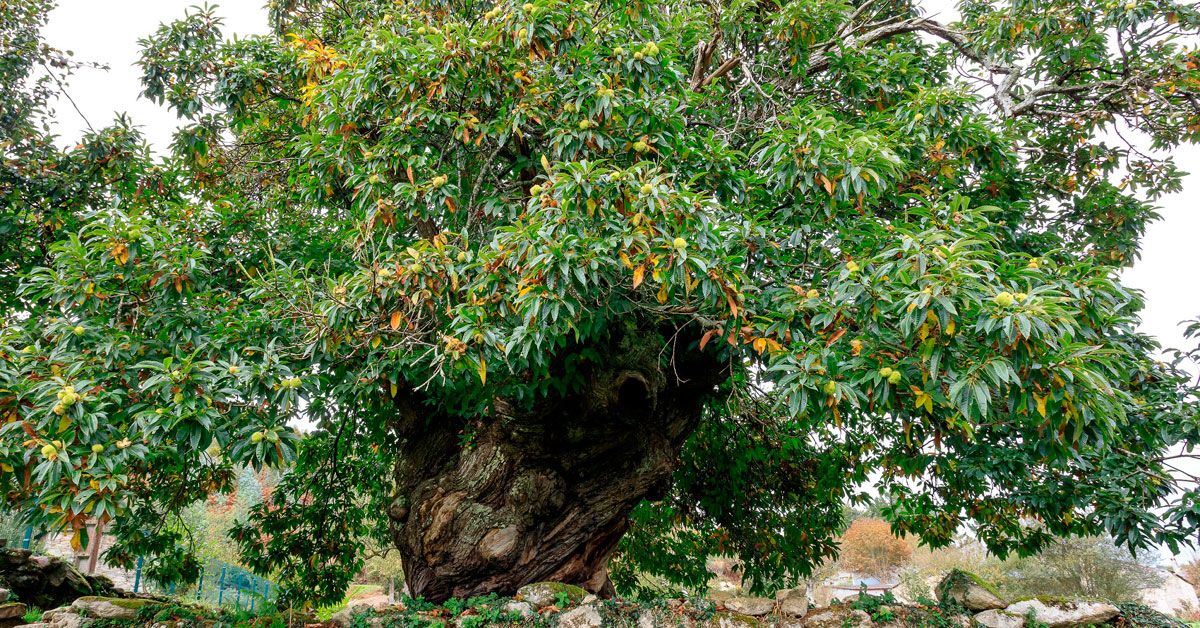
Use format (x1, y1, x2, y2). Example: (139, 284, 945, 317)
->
(3, 0, 1200, 605)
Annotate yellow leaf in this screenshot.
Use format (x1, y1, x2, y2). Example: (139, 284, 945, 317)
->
(111, 244, 130, 266)
(911, 387, 933, 413)
(390, 382, 399, 398)
(540, 154, 551, 174)
(477, 357, 487, 385)
(390, 311, 402, 330)
(656, 282, 669, 304)
(752, 338, 768, 355)
(1034, 393, 1048, 418)
(632, 265, 645, 289)
(57, 415, 71, 433)
(371, 336, 382, 349)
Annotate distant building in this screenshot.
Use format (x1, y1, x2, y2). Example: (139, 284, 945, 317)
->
(813, 573, 900, 606)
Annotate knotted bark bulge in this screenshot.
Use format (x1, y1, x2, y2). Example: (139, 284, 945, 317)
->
(387, 330, 723, 602)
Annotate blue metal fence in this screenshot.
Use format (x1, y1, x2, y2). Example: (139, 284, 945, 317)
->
(135, 556, 278, 611)
(18, 526, 277, 612)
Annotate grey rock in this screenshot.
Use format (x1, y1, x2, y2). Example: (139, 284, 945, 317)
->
(975, 609, 1026, 628)
(0, 547, 96, 609)
(0, 602, 23, 620)
(938, 571, 1006, 611)
(330, 602, 376, 627)
(637, 610, 658, 628)
(516, 582, 586, 608)
(777, 586, 809, 617)
(70, 596, 154, 620)
(557, 604, 602, 628)
(709, 611, 760, 627)
(41, 609, 88, 628)
(802, 608, 872, 628)
(1004, 599, 1119, 628)
(503, 600, 535, 619)
(725, 596, 774, 616)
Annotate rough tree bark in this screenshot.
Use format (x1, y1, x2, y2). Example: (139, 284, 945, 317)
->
(386, 325, 725, 602)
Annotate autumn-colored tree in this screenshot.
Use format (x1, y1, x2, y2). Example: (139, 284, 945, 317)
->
(839, 518, 913, 577)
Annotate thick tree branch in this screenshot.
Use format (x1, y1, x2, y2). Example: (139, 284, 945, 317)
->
(693, 55, 743, 91)
(690, 32, 723, 89)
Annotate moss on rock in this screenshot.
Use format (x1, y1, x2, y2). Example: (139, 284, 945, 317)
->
(515, 581, 587, 608)
(74, 595, 157, 609)
(937, 569, 1005, 611)
(709, 610, 761, 627)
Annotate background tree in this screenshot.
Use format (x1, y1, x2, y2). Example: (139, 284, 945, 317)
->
(839, 518, 913, 578)
(3, 0, 1200, 607)
(993, 536, 1163, 604)
(901, 534, 1165, 604)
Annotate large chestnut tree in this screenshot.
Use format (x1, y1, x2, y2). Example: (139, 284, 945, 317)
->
(4, 0, 1200, 606)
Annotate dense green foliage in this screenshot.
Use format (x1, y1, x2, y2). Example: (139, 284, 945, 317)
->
(3, 0, 1200, 605)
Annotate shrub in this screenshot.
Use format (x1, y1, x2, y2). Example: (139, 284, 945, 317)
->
(839, 518, 912, 577)
(1115, 603, 1188, 628)
(993, 537, 1162, 604)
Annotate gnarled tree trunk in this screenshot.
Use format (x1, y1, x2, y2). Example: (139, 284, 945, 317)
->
(386, 328, 723, 602)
